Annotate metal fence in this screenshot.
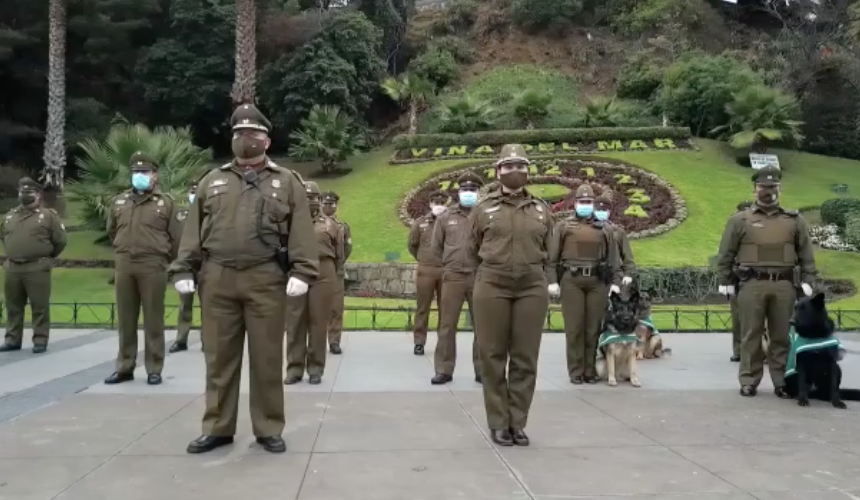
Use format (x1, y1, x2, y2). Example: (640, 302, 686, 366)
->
(2, 301, 860, 332)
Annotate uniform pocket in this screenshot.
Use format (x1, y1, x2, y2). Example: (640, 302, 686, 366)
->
(266, 198, 291, 223)
(203, 187, 227, 214)
(142, 209, 169, 231)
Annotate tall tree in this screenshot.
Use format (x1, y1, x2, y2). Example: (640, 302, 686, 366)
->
(232, 0, 258, 106)
(41, 0, 67, 196)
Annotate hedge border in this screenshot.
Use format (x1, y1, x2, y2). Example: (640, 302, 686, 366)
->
(397, 156, 688, 240)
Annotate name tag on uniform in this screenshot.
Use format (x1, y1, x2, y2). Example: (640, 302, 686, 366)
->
(448, 220, 458, 225)
(419, 223, 428, 228)
(536, 204, 543, 213)
(272, 179, 281, 188)
(484, 206, 500, 213)
(157, 199, 165, 207)
(115, 199, 126, 205)
(210, 179, 227, 188)
(752, 221, 764, 228)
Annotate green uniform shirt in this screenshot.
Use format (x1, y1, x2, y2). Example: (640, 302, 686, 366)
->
(1, 205, 67, 261)
(598, 330, 639, 348)
(785, 327, 845, 378)
(107, 187, 183, 262)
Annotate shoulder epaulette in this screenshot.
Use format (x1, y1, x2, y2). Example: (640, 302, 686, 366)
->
(218, 162, 232, 170)
(47, 208, 58, 215)
(783, 208, 799, 216)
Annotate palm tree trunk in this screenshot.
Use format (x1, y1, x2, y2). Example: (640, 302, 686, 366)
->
(42, 0, 67, 214)
(408, 100, 417, 135)
(231, 0, 258, 107)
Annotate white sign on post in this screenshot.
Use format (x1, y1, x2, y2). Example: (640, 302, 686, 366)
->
(749, 153, 780, 170)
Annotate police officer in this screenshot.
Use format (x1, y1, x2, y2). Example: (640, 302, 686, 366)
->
(429, 172, 484, 385)
(0, 178, 66, 353)
(549, 185, 622, 385)
(729, 200, 753, 363)
(716, 166, 817, 398)
(284, 182, 343, 385)
(468, 144, 553, 447)
(170, 180, 201, 353)
(407, 191, 449, 355)
(104, 152, 182, 386)
(595, 195, 635, 284)
(321, 191, 351, 355)
(169, 104, 319, 454)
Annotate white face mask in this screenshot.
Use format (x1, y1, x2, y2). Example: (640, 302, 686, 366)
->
(188, 193, 196, 204)
(431, 204, 446, 217)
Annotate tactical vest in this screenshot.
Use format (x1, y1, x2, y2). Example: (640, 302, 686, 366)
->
(736, 210, 798, 268)
(561, 220, 605, 264)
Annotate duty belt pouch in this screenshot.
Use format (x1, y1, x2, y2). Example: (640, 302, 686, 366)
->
(275, 246, 289, 274)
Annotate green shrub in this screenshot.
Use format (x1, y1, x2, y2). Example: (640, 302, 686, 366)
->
(613, 0, 722, 37)
(411, 48, 459, 89)
(820, 197, 860, 229)
(426, 35, 475, 63)
(656, 52, 762, 137)
(617, 52, 665, 100)
(510, 0, 584, 32)
(446, 0, 478, 28)
(582, 98, 659, 128)
(392, 126, 691, 149)
(845, 216, 860, 249)
(436, 96, 496, 134)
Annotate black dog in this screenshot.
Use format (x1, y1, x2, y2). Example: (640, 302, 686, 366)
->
(784, 292, 860, 408)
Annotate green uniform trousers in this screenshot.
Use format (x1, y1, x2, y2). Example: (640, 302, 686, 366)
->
(560, 274, 608, 378)
(114, 260, 167, 374)
(3, 260, 52, 346)
(738, 278, 794, 388)
(286, 258, 335, 378)
(327, 272, 345, 345)
(414, 264, 443, 345)
(730, 294, 741, 358)
(175, 292, 197, 344)
(199, 260, 287, 437)
(434, 271, 482, 377)
(473, 269, 548, 431)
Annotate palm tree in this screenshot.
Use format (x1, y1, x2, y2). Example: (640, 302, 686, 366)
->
(583, 97, 621, 128)
(380, 73, 436, 135)
(711, 85, 804, 153)
(436, 96, 495, 134)
(41, 0, 68, 212)
(231, 0, 258, 107)
(514, 89, 552, 129)
(289, 105, 364, 174)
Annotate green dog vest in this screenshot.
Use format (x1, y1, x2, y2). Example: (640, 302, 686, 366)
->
(784, 327, 845, 378)
(598, 330, 639, 348)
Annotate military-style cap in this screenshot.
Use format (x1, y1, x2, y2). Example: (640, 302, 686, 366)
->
(752, 166, 781, 186)
(188, 179, 199, 189)
(129, 151, 158, 171)
(495, 144, 531, 167)
(429, 190, 450, 202)
(18, 177, 42, 192)
(305, 181, 321, 195)
(231, 103, 272, 133)
(321, 191, 339, 203)
(736, 200, 753, 212)
(595, 194, 611, 208)
(457, 172, 484, 188)
(575, 184, 595, 199)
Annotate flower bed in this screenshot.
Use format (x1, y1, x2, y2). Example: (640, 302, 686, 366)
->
(809, 224, 859, 253)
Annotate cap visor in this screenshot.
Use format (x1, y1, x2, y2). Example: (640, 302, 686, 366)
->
(233, 124, 269, 132)
(495, 157, 531, 167)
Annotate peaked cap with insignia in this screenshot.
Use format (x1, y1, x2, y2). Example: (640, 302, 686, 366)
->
(18, 177, 42, 192)
(495, 144, 531, 167)
(595, 194, 611, 208)
(575, 184, 595, 199)
(457, 171, 484, 188)
(231, 103, 272, 133)
(304, 181, 321, 195)
(129, 151, 158, 171)
(429, 190, 449, 203)
(321, 191, 339, 203)
(752, 165, 781, 186)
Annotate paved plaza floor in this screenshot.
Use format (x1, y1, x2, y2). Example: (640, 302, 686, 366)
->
(2, 329, 860, 500)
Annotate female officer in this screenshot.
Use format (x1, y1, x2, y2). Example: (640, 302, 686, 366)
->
(467, 144, 553, 447)
(547, 185, 621, 385)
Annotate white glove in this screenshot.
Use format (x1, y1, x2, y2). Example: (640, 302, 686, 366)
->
(609, 285, 621, 296)
(175, 280, 196, 294)
(801, 283, 813, 297)
(548, 284, 560, 297)
(718, 285, 735, 297)
(286, 277, 309, 296)
(621, 276, 633, 286)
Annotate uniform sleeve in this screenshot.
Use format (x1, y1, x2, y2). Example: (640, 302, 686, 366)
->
(407, 220, 421, 260)
(429, 212, 446, 263)
(795, 214, 818, 283)
(168, 184, 206, 283)
(49, 211, 67, 257)
(716, 215, 742, 286)
(333, 221, 345, 275)
(541, 206, 554, 284)
(618, 229, 636, 277)
(342, 222, 352, 261)
(605, 227, 622, 285)
(467, 207, 483, 265)
(546, 220, 564, 284)
(166, 200, 183, 260)
(105, 198, 118, 243)
(286, 175, 320, 283)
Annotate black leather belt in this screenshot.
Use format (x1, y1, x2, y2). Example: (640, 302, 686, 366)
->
(751, 270, 792, 281)
(565, 265, 597, 277)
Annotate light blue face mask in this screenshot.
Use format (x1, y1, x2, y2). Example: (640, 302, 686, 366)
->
(575, 204, 594, 218)
(459, 191, 478, 207)
(132, 172, 151, 191)
(188, 194, 196, 204)
(594, 210, 609, 221)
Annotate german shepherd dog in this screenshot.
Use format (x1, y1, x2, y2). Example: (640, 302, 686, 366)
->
(785, 292, 860, 408)
(632, 289, 671, 360)
(596, 291, 642, 387)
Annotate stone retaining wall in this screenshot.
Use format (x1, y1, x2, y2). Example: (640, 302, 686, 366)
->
(345, 262, 417, 297)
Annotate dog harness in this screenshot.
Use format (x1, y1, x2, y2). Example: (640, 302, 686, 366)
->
(598, 330, 639, 348)
(639, 316, 658, 333)
(784, 327, 845, 378)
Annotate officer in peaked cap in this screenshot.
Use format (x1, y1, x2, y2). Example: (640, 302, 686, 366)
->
(168, 102, 318, 455)
(728, 200, 754, 363)
(285, 181, 343, 385)
(321, 191, 351, 355)
(717, 163, 817, 399)
(469, 144, 553, 446)
(130, 151, 159, 171)
(429, 170, 485, 386)
(170, 179, 202, 354)
(0, 177, 66, 353)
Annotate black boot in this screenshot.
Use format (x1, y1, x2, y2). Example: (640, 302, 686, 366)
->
(329, 343, 342, 355)
(187, 435, 234, 454)
(169, 342, 188, 353)
(0, 343, 21, 353)
(414, 344, 425, 355)
(32, 344, 47, 354)
(490, 429, 513, 446)
(431, 373, 453, 385)
(104, 372, 134, 384)
(256, 436, 287, 453)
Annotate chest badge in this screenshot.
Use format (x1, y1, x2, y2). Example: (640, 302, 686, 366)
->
(752, 221, 764, 228)
(115, 199, 127, 205)
(272, 179, 281, 188)
(157, 199, 165, 207)
(484, 206, 500, 214)
(177, 212, 187, 221)
(448, 220, 458, 226)
(536, 204, 543, 213)
(210, 179, 227, 188)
